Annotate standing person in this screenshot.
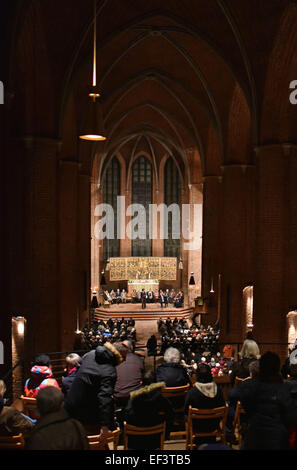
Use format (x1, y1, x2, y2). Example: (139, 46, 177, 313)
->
(24, 354, 60, 398)
(61, 353, 82, 396)
(141, 288, 147, 309)
(25, 387, 89, 450)
(240, 351, 297, 450)
(159, 290, 165, 308)
(64, 342, 128, 444)
(229, 339, 260, 386)
(114, 340, 144, 414)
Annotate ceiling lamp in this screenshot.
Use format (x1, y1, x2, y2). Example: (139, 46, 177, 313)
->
(79, 0, 106, 141)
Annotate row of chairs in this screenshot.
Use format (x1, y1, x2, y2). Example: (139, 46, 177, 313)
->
(0, 379, 246, 450)
(0, 406, 229, 451)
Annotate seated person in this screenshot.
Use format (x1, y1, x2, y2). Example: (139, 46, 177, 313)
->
(115, 289, 122, 303)
(24, 354, 60, 399)
(156, 347, 191, 408)
(0, 380, 34, 438)
(121, 289, 127, 303)
(132, 289, 138, 303)
(225, 359, 259, 443)
(169, 289, 175, 304)
(110, 290, 116, 304)
(103, 290, 112, 303)
(184, 363, 225, 447)
(123, 371, 174, 449)
(174, 291, 184, 308)
(25, 387, 89, 450)
(147, 290, 154, 303)
(114, 340, 144, 410)
(62, 353, 82, 396)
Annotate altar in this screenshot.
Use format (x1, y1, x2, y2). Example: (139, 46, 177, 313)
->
(128, 279, 159, 296)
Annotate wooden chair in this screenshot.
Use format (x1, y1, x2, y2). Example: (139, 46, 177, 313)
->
(161, 384, 190, 439)
(123, 421, 166, 450)
(186, 404, 229, 450)
(88, 428, 120, 450)
(234, 376, 245, 387)
(0, 433, 25, 449)
(233, 401, 245, 447)
(20, 395, 39, 420)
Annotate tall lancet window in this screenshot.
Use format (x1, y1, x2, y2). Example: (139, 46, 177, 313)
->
(132, 156, 152, 256)
(103, 157, 121, 261)
(164, 157, 181, 258)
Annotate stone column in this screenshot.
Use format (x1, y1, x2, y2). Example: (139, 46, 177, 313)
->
(187, 183, 203, 307)
(253, 144, 297, 357)
(78, 172, 91, 332)
(22, 137, 60, 357)
(201, 175, 223, 324)
(58, 160, 79, 351)
(218, 164, 255, 344)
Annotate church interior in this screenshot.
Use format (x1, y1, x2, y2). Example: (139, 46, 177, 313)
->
(1, 0, 297, 412)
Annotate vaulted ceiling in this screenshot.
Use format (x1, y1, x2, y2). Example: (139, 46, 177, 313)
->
(8, 0, 297, 181)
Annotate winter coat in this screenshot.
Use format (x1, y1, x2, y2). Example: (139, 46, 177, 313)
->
(24, 365, 60, 398)
(239, 376, 297, 450)
(25, 408, 89, 450)
(156, 362, 191, 388)
(62, 367, 79, 396)
(114, 351, 144, 400)
(156, 362, 191, 409)
(0, 399, 34, 438)
(184, 381, 225, 438)
(230, 357, 256, 386)
(124, 382, 174, 449)
(64, 342, 123, 428)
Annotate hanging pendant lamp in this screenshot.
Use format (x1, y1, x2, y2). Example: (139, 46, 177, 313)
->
(79, 0, 106, 141)
(189, 272, 195, 285)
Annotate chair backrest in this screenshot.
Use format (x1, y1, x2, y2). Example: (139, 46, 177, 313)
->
(161, 383, 190, 399)
(87, 428, 120, 450)
(234, 376, 245, 387)
(233, 401, 245, 446)
(186, 404, 228, 450)
(20, 395, 39, 419)
(123, 421, 166, 450)
(0, 433, 25, 449)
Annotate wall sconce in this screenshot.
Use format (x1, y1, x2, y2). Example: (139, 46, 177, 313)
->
(13, 316, 26, 336)
(210, 277, 214, 293)
(101, 271, 106, 285)
(75, 309, 81, 334)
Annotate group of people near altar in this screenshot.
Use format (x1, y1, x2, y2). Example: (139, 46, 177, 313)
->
(131, 287, 184, 308)
(102, 287, 184, 308)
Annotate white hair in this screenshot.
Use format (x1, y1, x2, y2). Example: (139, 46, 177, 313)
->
(239, 339, 260, 359)
(164, 347, 180, 364)
(65, 353, 81, 368)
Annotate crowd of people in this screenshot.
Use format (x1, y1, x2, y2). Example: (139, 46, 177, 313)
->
(79, 318, 137, 350)
(157, 317, 223, 372)
(2, 320, 297, 451)
(100, 288, 184, 308)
